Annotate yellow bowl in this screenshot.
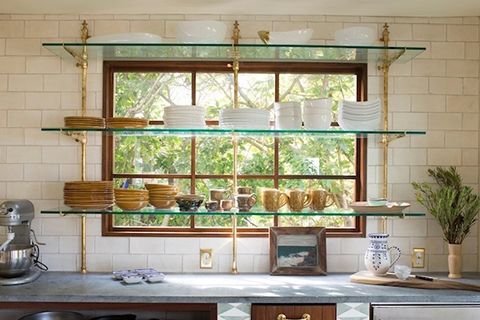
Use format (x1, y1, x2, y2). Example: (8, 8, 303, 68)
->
(116, 201, 149, 211)
(149, 199, 176, 209)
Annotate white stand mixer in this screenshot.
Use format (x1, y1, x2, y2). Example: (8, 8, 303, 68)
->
(0, 200, 47, 285)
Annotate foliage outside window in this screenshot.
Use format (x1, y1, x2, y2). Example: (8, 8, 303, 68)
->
(103, 61, 367, 237)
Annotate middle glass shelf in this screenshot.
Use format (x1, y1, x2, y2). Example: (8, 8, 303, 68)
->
(41, 207, 425, 217)
(41, 127, 426, 137)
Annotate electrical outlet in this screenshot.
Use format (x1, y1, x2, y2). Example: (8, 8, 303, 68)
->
(412, 248, 425, 268)
(200, 248, 213, 269)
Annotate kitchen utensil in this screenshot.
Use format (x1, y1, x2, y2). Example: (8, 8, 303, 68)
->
(262, 189, 288, 212)
(308, 189, 335, 211)
(350, 270, 480, 292)
(286, 190, 311, 212)
(234, 194, 257, 212)
(18, 311, 85, 320)
(364, 233, 401, 275)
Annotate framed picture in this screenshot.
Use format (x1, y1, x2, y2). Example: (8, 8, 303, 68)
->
(269, 227, 326, 275)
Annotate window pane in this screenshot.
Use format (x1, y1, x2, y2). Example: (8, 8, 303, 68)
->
(278, 137, 355, 175)
(114, 72, 192, 119)
(196, 73, 275, 118)
(114, 136, 191, 174)
(196, 137, 232, 174)
(279, 73, 356, 116)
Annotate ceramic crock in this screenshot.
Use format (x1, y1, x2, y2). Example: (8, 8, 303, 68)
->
(364, 233, 401, 275)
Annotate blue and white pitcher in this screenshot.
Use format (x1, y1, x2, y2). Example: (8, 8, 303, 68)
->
(364, 233, 401, 275)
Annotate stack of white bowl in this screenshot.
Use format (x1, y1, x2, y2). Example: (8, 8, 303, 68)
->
(220, 108, 270, 129)
(303, 98, 332, 130)
(338, 99, 381, 130)
(163, 105, 206, 128)
(274, 102, 302, 130)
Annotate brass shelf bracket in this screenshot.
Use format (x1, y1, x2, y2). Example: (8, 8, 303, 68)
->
(63, 131, 87, 144)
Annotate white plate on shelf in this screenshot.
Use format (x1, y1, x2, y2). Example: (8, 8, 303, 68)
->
(350, 202, 411, 214)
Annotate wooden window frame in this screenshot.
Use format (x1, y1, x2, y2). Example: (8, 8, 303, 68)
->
(102, 60, 368, 238)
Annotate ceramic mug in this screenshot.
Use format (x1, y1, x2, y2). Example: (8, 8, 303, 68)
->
(220, 199, 234, 211)
(308, 189, 335, 211)
(262, 189, 288, 212)
(286, 189, 312, 212)
(237, 186, 253, 195)
(205, 200, 220, 212)
(235, 194, 257, 212)
(210, 189, 227, 204)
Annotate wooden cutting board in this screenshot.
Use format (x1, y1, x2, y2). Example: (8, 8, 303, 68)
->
(350, 271, 480, 292)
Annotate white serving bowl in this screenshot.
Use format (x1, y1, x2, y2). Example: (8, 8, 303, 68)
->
(338, 115, 381, 131)
(176, 20, 227, 43)
(334, 26, 376, 45)
(87, 33, 163, 44)
(265, 29, 313, 44)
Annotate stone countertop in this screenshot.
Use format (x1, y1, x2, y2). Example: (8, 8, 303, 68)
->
(1, 272, 480, 304)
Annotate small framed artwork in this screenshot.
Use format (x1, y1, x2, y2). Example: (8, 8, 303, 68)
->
(269, 227, 326, 275)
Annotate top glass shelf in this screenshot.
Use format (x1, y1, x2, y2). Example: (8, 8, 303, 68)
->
(42, 43, 425, 64)
(41, 127, 426, 137)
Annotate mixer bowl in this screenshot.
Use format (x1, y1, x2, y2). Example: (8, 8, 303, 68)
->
(0, 244, 33, 278)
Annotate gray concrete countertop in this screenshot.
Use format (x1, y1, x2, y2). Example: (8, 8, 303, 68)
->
(1, 272, 480, 304)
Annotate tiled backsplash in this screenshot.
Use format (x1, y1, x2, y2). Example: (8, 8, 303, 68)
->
(0, 13, 479, 273)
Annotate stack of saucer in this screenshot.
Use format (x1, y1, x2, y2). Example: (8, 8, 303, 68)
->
(220, 108, 270, 129)
(338, 99, 381, 130)
(274, 102, 302, 130)
(163, 105, 205, 128)
(63, 181, 114, 210)
(145, 183, 178, 209)
(107, 117, 149, 129)
(114, 188, 149, 211)
(304, 98, 332, 130)
(64, 116, 105, 129)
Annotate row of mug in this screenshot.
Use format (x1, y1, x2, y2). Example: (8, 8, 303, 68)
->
(208, 188, 335, 212)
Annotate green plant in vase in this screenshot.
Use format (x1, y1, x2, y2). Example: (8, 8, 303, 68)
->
(412, 166, 480, 278)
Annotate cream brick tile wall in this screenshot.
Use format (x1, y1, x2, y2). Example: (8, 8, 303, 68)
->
(0, 14, 478, 273)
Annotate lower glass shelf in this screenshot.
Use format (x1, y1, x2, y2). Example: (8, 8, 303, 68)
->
(41, 206, 425, 217)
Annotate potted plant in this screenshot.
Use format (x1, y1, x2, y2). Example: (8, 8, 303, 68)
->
(412, 166, 480, 278)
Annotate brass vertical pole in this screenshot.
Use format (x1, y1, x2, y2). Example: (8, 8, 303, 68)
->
(230, 21, 240, 274)
(79, 20, 89, 274)
(380, 23, 390, 234)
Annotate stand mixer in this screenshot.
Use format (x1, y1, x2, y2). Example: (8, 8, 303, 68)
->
(0, 200, 47, 285)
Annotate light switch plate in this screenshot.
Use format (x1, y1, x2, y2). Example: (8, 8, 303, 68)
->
(200, 248, 213, 269)
(412, 247, 425, 268)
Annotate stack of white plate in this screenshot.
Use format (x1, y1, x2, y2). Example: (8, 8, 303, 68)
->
(274, 102, 302, 130)
(163, 105, 206, 128)
(338, 99, 381, 130)
(304, 98, 332, 130)
(220, 108, 270, 129)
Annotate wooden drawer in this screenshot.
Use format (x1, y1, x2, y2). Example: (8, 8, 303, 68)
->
(252, 304, 336, 320)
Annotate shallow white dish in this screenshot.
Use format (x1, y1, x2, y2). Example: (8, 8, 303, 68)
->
(264, 29, 313, 44)
(334, 26, 376, 45)
(122, 275, 143, 284)
(176, 20, 227, 44)
(145, 273, 166, 283)
(87, 33, 163, 44)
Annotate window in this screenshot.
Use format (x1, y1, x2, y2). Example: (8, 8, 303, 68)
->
(102, 61, 367, 237)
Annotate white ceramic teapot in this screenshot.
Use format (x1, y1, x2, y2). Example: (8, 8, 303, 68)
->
(364, 233, 401, 275)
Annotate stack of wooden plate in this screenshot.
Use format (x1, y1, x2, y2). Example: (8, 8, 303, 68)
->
(64, 181, 114, 210)
(145, 184, 178, 209)
(64, 116, 106, 128)
(107, 117, 149, 129)
(114, 188, 149, 211)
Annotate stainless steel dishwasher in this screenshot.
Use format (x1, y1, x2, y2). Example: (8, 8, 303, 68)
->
(372, 304, 480, 320)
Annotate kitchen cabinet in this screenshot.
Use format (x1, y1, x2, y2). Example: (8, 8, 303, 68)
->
(252, 304, 336, 320)
(40, 21, 426, 273)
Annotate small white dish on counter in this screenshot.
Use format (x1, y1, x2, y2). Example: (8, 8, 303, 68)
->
(122, 275, 143, 284)
(145, 272, 166, 283)
(87, 33, 163, 44)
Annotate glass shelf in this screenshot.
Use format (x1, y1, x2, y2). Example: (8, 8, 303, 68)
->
(42, 43, 425, 64)
(41, 127, 426, 137)
(41, 206, 425, 217)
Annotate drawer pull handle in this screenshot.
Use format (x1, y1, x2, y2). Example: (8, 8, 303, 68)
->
(277, 314, 311, 320)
